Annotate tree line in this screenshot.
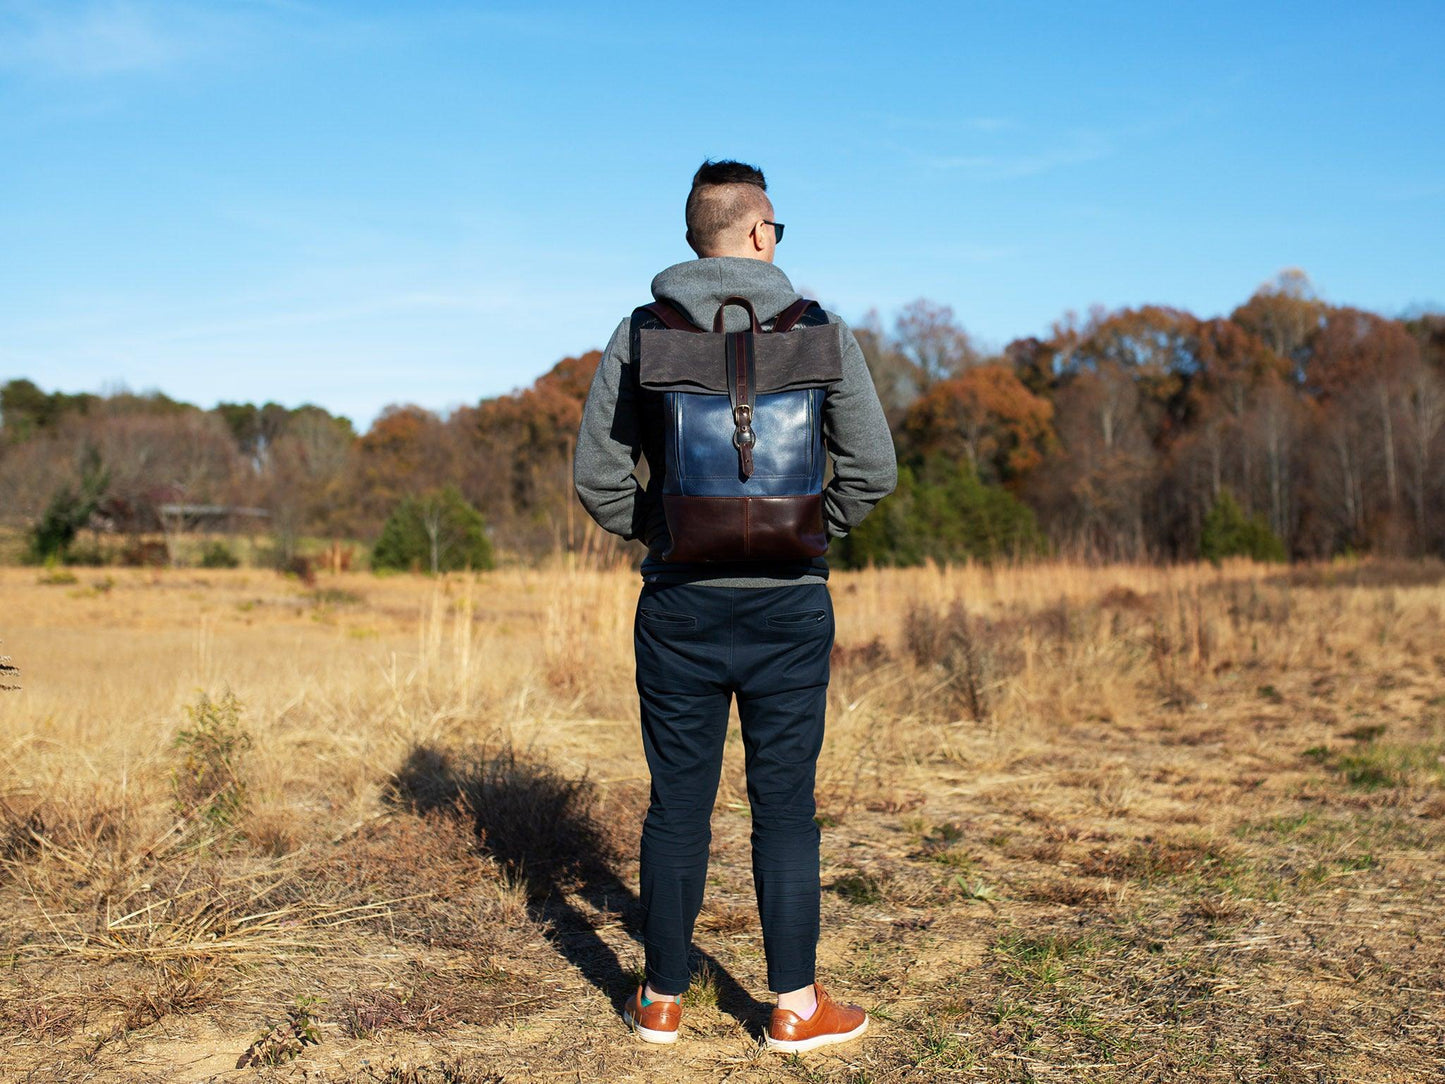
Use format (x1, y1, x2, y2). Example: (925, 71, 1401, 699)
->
(2, 270, 1442, 569)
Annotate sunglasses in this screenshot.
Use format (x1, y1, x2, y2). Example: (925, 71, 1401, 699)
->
(757, 219, 785, 244)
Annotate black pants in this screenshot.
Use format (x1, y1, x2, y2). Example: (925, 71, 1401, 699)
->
(633, 580, 833, 996)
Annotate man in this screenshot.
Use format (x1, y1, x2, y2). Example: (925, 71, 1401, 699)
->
(573, 159, 896, 1051)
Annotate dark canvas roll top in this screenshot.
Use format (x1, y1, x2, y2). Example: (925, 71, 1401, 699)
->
(637, 324, 843, 395)
(633, 296, 839, 563)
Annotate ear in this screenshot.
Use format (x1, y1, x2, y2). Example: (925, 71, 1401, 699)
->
(749, 220, 767, 253)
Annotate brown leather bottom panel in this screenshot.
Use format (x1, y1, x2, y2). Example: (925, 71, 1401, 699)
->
(662, 493, 828, 563)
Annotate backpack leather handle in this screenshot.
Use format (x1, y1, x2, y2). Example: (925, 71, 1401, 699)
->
(713, 296, 762, 333)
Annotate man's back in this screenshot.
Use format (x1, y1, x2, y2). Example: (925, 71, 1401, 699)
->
(573, 254, 897, 584)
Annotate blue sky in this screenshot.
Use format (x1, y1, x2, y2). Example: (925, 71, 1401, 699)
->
(2, 1, 1441, 429)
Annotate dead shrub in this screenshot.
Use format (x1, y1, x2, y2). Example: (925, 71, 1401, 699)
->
(0, 791, 140, 887)
(1268, 558, 1445, 590)
(905, 600, 1026, 721)
(0, 801, 45, 867)
(831, 866, 887, 905)
(864, 792, 926, 814)
(831, 636, 893, 670)
(1080, 836, 1238, 884)
(338, 989, 451, 1038)
(1019, 880, 1110, 907)
(243, 809, 303, 857)
(1194, 894, 1243, 924)
(118, 962, 220, 1030)
(1213, 580, 1294, 631)
(0, 991, 85, 1039)
(357, 1063, 505, 1084)
(315, 812, 528, 948)
(1148, 617, 1195, 710)
(1100, 585, 1153, 612)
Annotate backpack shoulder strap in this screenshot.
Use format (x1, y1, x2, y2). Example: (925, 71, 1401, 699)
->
(638, 299, 704, 332)
(630, 300, 699, 373)
(770, 298, 825, 332)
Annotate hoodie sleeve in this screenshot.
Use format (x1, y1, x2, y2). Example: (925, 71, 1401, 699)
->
(820, 312, 899, 537)
(573, 315, 660, 542)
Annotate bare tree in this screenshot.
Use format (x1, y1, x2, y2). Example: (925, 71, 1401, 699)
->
(1401, 358, 1445, 549)
(853, 308, 920, 426)
(893, 299, 979, 389)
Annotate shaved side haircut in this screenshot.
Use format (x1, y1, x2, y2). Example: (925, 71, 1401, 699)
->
(686, 159, 771, 255)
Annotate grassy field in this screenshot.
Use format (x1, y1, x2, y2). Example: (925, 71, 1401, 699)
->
(1, 558, 1442, 1082)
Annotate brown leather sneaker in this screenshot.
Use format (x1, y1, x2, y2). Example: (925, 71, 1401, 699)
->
(622, 985, 681, 1044)
(765, 982, 869, 1052)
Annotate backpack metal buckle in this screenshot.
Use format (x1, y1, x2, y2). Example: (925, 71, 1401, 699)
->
(731, 404, 756, 449)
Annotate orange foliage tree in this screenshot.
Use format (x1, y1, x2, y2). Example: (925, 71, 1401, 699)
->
(901, 364, 1054, 483)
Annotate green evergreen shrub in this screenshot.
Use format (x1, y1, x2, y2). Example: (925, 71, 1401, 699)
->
(200, 541, 241, 568)
(838, 455, 1045, 568)
(372, 485, 494, 573)
(27, 448, 109, 564)
(1199, 490, 1286, 565)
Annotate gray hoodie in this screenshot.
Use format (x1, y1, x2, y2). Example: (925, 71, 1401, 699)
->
(573, 256, 897, 587)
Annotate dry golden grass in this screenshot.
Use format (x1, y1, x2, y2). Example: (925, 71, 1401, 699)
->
(1, 556, 1443, 1082)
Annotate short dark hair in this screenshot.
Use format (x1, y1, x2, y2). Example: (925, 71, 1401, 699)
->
(691, 159, 767, 190)
(686, 159, 770, 255)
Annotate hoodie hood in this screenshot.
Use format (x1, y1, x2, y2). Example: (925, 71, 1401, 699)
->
(650, 256, 801, 332)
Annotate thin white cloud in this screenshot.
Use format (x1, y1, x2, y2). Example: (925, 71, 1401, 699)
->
(924, 242, 1022, 263)
(914, 131, 1113, 180)
(0, 0, 365, 80)
(0, 279, 526, 347)
(864, 109, 1116, 182)
(861, 109, 1016, 134)
(0, 0, 199, 77)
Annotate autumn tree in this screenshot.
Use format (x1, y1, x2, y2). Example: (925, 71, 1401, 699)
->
(1398, 352, 1445, 551)
(1230, 269, 1325, 384)
(462, 351, 601, 554)
(1195, 319, 1285, 470)
(900, 364, 1054, 483)
(352, 404, 463, 536)
(1299, 308, 1420, 550)
(1030, 360, 1156, 559)
(1, 379, 97, 442)
(263, 407, 357, 553)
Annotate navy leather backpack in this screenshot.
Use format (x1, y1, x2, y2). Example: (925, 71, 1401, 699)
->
(630, 295, 842, 563)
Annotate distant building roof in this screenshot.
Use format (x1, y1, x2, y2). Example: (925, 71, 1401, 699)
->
(158, 504, 270, 519)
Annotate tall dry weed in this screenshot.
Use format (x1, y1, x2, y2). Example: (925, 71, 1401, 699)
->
(171, 688, 252, 828)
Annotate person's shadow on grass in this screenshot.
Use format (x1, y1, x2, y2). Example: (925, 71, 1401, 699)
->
(387, 742, 773, 1038)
